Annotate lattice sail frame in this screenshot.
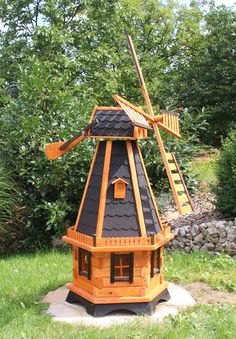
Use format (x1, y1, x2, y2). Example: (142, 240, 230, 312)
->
(158, 110, 180, 138)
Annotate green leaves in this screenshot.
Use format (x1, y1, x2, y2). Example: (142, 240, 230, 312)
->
(0, 0, 235, 249)
(213, 128, 236, 217)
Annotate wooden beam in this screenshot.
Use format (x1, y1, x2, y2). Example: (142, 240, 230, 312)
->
(89, 105, 98, 124)
(45, 136, 86, 160)
(153, 124, 183, 214)
(96, 106, 123, 110)
(96, 141, 112, 237)
(171, 152, 194, 211)
(126, 141, 147, 237)
(157, 123, 181, 138)
(113, 95, 154, 122)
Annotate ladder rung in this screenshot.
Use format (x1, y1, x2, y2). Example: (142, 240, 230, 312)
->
(165, 152, 173, 160)
(178, 194, 189, 203)
(169, 163, 177, 171)
(180, 205, 192, 214)
(175, 184, 185, 192)
(171, 173, 181, 181)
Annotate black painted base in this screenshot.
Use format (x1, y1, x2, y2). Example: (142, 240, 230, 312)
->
(66, 289, 171, 317)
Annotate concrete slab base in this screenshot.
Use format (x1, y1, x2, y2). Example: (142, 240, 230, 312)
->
(42, 283, 195, 328)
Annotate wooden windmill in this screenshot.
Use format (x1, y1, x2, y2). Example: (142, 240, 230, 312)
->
(45, 35, 193, 316)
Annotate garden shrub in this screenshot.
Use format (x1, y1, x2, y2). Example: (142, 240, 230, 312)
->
(0, 166, 25, 254)
(213, 128, 236, 217)
(0, 56, 207, 251)
(0, 57, 95, 249)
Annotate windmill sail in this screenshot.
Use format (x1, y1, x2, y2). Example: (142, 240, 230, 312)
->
(158, 110, 180, 138)
(126, 34, 193, 215)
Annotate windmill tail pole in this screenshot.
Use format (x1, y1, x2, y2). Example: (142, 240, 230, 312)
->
(125, 32, 154, 117)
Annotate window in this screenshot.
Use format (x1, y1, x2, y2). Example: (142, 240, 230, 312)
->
(78, 248, 91, 280)
(112, 178, 128, 199)
(111, 253, 133, 283)
(151, 248, 161, 278)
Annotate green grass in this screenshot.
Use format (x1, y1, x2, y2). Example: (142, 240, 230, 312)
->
(0, 250, 235, 339)
(191, 158, 217, 190)
(164, 251, 236, 292)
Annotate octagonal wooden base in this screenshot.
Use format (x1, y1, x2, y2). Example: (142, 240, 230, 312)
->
(66, 288, 170, 317)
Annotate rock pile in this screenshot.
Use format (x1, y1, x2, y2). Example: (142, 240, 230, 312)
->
(167, 219, 236, 258)
(163, 193, 236, 258)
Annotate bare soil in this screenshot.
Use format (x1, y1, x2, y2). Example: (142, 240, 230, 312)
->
(181, 282, 236, 305)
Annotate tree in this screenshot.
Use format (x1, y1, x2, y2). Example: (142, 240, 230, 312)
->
(213, 128, 236, 217)
(169, 4, 236, 145)
(0, 0, 233, 248)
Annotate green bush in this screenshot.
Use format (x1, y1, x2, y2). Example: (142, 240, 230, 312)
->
(0, 55, 207, 251)
(0, 57, 95, 249)
(0, 167, 17, 227)
(213, 128, 236, 217)
(0, 166, 24, 254)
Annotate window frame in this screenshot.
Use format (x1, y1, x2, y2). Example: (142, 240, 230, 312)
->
(151, 248, 161, 278)
(110, 252, 134, 283)
(78, 248, 91, 280)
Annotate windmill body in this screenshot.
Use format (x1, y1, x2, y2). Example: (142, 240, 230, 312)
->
(45, 36, 193, 316)
(61, 102, 174, 316)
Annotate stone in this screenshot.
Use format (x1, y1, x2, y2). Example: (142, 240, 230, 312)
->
(215, 244, 223, 251)
(179, 229, 186, 237)
(227, 233, 236, 242)
(194, 233, 204, 242)
(42, 284, 195, 327)
(174, 229, 179, 236)
(191, 224, 199, 237)
(216, 220, 225, 228)
(172, 240, 179, 246)
(207, 234, 219, 243)
(201, 244, 208, 252)
(208, 226, 218, 236)
(199, 224, 207, 236)
(207, 243, 215, 251)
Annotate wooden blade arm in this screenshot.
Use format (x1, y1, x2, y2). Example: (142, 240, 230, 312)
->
(45, 136, 86, 160)
(45, 120, 98, 160)
(126, 33, 154, 116)
(59, 119, 97, 151)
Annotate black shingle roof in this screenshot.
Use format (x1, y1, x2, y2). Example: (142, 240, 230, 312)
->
(76, 141, 105, 236)
(91, 110, 134, 137)
(132, 141, 162, 235)
(76, 140, 161, 238)
(103, 141, 140, 237)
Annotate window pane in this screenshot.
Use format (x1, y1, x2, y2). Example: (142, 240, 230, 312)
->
(81, 253, 88, 272)
(114, 255, 121, 266)
(122, 255, 130, 266)
(112, 253, 132, 282)
(79, 249, 91, 279)
(152, 248, 160, 276)
(115, 267, 121, 276)
(122, 267, 129, 277)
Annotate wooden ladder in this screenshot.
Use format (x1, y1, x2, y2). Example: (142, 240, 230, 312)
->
(165, 152, 193, 215)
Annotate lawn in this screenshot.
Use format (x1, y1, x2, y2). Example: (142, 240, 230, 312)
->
(191, 157, 217, 191)
(0, 249, 235, 339)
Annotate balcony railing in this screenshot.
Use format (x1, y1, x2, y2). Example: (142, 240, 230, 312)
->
(65, 224, 172, 250)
